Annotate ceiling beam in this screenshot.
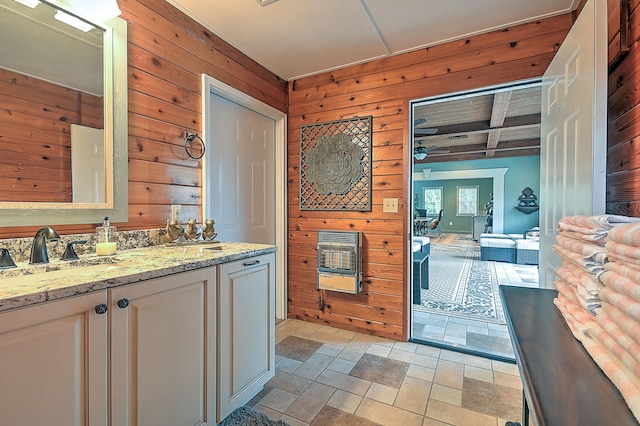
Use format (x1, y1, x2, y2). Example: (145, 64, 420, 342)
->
(415, 113, 540, 141)
(486, 91, 512, 157)
(413, 138, 540, 163)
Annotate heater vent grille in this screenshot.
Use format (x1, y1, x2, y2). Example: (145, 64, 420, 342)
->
(317, 230, 362, 294)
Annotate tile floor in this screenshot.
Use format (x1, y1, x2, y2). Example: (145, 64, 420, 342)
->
(413, 248, 540, 360)
(248, 318, 523, 426)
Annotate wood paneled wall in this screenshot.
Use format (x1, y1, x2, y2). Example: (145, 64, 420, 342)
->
(0, 68, 102, 203)
(286, 14, 574, 340)
(607, 0, 640, 215)
(0, 0, 286, 239)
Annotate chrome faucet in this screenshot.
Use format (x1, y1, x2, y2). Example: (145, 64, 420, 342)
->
(29, 226, 60, 264)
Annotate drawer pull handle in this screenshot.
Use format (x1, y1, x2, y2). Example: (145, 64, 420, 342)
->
(242, 260, 260, 267)
(117, 298, 130, 309)
(94, 304, 108, 315)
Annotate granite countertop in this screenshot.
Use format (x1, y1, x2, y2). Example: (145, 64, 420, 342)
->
(0, 241, 276, 312)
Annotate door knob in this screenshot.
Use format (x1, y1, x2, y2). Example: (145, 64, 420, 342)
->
(117, 298, 130, 309)
(94, 304, 108, 315)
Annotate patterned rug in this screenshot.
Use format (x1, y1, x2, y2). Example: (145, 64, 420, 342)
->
(415, 235, 506, 324)
(219, 406, 289, 426)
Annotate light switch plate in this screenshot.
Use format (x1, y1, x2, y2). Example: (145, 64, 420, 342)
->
(383, 198, 398, 213)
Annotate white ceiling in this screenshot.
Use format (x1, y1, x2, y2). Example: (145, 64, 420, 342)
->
(165, 0, 578, 81)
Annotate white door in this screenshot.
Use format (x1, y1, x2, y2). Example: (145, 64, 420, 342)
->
(539, 0, 607, 287)
(202, 75, 287, 320)
(207, 93, 275, 244)
(71, 124, 105, 203)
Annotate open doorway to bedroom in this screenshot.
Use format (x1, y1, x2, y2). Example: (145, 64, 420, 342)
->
(409, 80, 542, 361)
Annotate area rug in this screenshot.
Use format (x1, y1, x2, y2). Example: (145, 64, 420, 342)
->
(415, 248, 506, 324)
(219, 406, 290, 426)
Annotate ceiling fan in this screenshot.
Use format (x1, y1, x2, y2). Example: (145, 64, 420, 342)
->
(413, 141, 447, 160)
(413, 117, 438, 137)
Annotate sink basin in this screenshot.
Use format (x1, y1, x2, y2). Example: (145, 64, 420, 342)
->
(0, 256, 119, 279)
(164, 241, 221, 248)
(0, 263, 123, 287)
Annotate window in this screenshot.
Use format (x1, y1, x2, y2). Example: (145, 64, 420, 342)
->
(423, 187, 442, 215)
(457, 186, 478, 216)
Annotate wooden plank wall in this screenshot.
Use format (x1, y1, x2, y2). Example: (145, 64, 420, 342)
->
(608, 0, 640, 215)
(0, 0, 286, 238)
(287, 14, 574, 340)
(0, 68, 102, 203)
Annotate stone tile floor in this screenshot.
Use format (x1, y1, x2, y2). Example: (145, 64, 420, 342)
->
(248, 318, 523, 426)
(412, 261, 539, 359)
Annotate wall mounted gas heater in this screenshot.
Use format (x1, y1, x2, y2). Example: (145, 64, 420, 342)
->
(316, 230, 362, 294)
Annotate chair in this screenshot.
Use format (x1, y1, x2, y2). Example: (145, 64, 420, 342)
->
(427, 209, 443, 238)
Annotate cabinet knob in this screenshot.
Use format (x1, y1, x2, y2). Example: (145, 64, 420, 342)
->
(94, 304, 108, 315)
(117, 298, 130, 309)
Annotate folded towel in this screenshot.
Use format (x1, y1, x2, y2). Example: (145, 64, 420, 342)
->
(559, 215, 640, 230)
(557, 234, 608, 264)
(556, 266, 601, 301)
(557, 228, 607, 245)
(601, 302, 640, 345)
(607, 240, 640, 262)
(595, 311, 640, 366)
(553, 297, 586, 339)
(605, 261, 640, 287)
(553, 245, 605, 276)
(600, 287, 640, 323)
(557, 221, 608, 235)
(587, 317, 640, 377)
(608, 222, 640, 246)
(554, 275, 600, 315)
(565, 262, 603, 295)
(600, 270, 640, 304)
(608, 252, 640, 272)
(562, 296, 599, 328)
(555, 279, 579, 303)
(579, 330, 640, 423)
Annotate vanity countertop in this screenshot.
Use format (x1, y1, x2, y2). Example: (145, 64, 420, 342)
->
(0, 242, 276, 313)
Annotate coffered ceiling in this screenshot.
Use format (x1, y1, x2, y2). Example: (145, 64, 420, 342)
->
(413, 84, 542, 163)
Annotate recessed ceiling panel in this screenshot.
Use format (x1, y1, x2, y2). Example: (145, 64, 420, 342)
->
(167, 0, 578, 80)
(363, 0, 577, 54)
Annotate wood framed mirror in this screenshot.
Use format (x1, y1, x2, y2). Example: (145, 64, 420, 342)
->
(0, 0, 127, 226)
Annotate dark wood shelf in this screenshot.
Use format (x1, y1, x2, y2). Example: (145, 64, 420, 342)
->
(500, 286, 638, 426)
(515, 206, 539, 214)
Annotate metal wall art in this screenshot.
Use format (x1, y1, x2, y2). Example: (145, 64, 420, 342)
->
(299, 116, 372, 211)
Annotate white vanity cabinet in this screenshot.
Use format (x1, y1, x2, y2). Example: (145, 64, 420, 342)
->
(0, 291, 108, 426)
(109, 267, 217, 426)
(217, 253, 276, 421)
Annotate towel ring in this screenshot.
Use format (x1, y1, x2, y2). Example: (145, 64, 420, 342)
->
(184, 132, 205, 159)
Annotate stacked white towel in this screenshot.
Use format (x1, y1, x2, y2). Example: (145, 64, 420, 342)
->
(553, 216, 640, 422)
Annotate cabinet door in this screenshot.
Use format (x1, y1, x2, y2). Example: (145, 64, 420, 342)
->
(110, 268, 216, 426)
(217, 253, 275, 422)
(0, 292, 108, 426)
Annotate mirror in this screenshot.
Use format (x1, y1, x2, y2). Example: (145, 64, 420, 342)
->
(0, 0, 127, 226)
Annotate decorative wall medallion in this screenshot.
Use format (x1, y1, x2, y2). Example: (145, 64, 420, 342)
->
(300, 116, 372, 211)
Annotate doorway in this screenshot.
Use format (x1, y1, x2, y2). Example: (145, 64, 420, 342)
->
(202, 75, 288, 320)
(409, 80, 543, 361)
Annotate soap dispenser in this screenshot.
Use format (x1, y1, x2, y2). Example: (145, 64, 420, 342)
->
(96, 216, 117, 256)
